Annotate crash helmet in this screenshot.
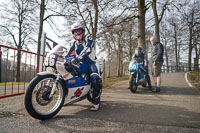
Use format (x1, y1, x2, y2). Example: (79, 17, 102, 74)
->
(135, 47, 142, 56)
(71, 22, 85, 41)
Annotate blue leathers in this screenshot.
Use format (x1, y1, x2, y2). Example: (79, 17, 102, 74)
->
(67, 35, 101, 105)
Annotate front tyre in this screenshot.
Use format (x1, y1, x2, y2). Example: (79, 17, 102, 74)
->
(24, 74, 66, 120)
(129, 75, 137, 93)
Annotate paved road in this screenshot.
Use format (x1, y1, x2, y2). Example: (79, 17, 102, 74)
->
(0, 72, 200, 133)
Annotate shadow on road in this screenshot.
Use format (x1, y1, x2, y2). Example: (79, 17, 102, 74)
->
(39, 100, 200, 129)
(131, 86, 200, 96)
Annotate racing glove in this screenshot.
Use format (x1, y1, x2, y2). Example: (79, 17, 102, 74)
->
(71, 57, 81, 65)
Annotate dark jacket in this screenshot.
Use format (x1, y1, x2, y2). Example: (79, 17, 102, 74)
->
(132, 52, 149, 74)
(152, 42, 164, 63)
(133, 53, 145, 64)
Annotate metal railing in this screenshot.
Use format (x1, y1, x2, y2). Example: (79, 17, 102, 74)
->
(0, 44, 45, 99)
(162, 65, 199, 73)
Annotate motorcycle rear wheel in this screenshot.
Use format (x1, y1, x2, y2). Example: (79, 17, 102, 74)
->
(24, 74, 66, 120)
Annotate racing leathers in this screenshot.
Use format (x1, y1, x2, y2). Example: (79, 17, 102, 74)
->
(67, 35, 102, 105)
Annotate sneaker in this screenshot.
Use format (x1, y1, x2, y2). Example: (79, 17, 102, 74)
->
(90, 104, 100, 111)
(152, 87, 160, 92)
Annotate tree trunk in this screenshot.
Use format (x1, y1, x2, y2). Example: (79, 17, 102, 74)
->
(152, 0, 160, 41)
(194, 37, 199, 71)
(129, 30, 134, 61)
(164, 38, 169, 72)
(16, 51, 21, 82)
(16, 8, 23, 82)
(107, 42, 111, 78)
(137, 0, 146, 52)
(92, 0, 99, 47)
(108, 59, 111, 78)
(37, 0, 45, 72)
(120, 59, 123, 77)
(173, 24, 178, 71)
(188, 26, 193, 71)
(117, 52, 121, 77)
(116, 31, 123, 77)
(120, 45, 123, 77)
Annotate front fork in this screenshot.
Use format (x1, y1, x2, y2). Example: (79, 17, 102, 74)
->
(136, 72, 139, 85)
(48, 74, 61, 99)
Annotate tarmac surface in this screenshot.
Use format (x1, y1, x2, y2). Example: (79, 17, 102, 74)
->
(0, 72, 200, 133)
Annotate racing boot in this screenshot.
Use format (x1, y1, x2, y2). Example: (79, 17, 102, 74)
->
(90, 103, 100, 111)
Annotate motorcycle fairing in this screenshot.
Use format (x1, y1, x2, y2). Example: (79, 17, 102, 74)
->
(56, 61, 73, 80)
(64, 85, 90, 105)
(65, 77, 89, 88)
(129, 61, 146, 84)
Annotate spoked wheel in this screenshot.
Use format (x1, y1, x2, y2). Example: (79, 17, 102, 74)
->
(24, 74, 66, 120)
(129, 75, 137, 93)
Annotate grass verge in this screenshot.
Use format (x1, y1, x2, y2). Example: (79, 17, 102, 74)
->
(102, 75, 129, 89)
(0, 82, 28, 86)
(0, 76, 130, 88)
(188, 71, 200, 90)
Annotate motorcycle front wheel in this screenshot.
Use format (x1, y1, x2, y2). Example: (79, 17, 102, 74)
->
(24, 74, 66, 120)
(129, 75, 137, 93)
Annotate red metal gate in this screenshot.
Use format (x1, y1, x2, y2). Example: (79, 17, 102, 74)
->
(0, 44, 45, 99)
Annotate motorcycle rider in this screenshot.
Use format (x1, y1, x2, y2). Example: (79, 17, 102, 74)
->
(130, 47, 152, 90)
(65, 22, 101, 111)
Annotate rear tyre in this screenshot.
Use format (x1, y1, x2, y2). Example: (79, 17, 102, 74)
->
(24, 74, 66, 120)
(129, 75, 137, 93)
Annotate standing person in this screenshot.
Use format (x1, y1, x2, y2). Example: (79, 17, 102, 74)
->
(66, 22, 102, 111)
(150, 37, 164, 92)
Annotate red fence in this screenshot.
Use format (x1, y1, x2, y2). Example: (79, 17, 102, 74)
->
(0, 44, 45, 99)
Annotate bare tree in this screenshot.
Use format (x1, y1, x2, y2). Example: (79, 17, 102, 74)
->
(179, 0, 200, 70)
(151, 0, 170, 41)
(0, 0, 37, 82)
(169, 17, 179, 71)
(160, 22, 170, 72)
(137, 0, 146, 51)
(36, 0, 72, 72)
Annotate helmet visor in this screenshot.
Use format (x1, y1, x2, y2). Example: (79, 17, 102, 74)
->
(72, 29, 83, 35)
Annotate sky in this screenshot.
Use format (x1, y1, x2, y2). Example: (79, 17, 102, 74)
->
(0, 0, 198, 64)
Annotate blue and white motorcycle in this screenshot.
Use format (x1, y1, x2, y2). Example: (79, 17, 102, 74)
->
(24, 44, 103, 120)
(128, 61, 147, 93)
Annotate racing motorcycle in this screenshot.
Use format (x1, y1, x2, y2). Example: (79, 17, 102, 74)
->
(128, 61, 147, 93)
(24, 44, 103, 120)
